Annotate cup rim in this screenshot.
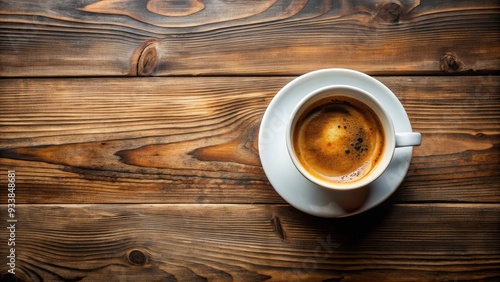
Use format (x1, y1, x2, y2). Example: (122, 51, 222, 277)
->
(286, 84, 396, 191)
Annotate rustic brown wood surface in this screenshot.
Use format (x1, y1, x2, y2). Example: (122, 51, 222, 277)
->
(1, 0, 499, 281)
(0, 0, 499, 76)
(0, 204, 499, 282)
(0, 76, 499, 205)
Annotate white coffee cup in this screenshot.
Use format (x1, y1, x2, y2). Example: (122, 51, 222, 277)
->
(286, 85, 421, 191)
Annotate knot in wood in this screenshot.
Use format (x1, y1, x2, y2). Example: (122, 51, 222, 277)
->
(377, 2, 404, 23)
(440, 52, 463, 73)
(128, 249, 148, 265)
(137, 42, 158, 76)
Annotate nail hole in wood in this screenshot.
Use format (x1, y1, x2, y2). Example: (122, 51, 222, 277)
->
(128, 249, 148, 265)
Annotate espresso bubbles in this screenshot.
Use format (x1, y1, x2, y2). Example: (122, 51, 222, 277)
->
(292, 96, 385, 184)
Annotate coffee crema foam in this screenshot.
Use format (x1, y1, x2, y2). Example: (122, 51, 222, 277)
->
(293, 96, 385, 184)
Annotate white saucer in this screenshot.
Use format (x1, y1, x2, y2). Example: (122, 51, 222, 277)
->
(259, 69, 414, 218)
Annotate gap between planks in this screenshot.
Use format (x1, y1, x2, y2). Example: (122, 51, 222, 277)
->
(8, 203, 500, 207)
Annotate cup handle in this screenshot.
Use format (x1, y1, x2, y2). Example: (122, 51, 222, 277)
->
(395, 132, 422, 147)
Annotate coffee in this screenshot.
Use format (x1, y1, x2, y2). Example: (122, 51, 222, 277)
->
(292, 96, 385, 184)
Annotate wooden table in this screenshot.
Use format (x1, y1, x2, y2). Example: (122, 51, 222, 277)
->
(1, 1, 499, 281)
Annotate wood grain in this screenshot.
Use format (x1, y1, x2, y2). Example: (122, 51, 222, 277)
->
(0, 76, 498, 204)
(1, 0, 499, 76)
(1, 1, 498, 281)
(0, 204, 498, 281)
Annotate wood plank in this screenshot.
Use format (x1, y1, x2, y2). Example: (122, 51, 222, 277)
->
(0, 204, 498, 281)
(0, 76, 499, 204)
(1, 0, 499, 76)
